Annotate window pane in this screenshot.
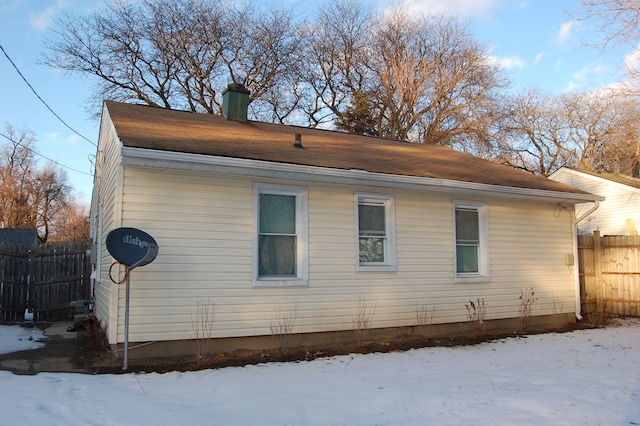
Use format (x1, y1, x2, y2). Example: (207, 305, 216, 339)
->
(359, 237, 385, 263)
(259, 235, 296, 276)
(456, 245, 479, 273)
(455, 209, 479, 243)
(359, 204, 385, 235)
(259, 194, 295, 234)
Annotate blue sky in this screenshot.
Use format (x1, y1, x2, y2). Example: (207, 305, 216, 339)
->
(0, 0, 635, 205)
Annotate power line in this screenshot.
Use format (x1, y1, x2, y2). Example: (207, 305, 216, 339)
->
(0, 131, 94, 177)
(0, 43, 97, 148)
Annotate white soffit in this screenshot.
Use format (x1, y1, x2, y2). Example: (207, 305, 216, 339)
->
(121, 147, 603, 204)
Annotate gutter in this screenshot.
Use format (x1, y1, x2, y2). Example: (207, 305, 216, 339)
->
(121, 147, 604, 204)
(571, 200, 601, 320)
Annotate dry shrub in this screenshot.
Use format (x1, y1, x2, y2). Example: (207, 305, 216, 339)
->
(191, 299, 215, 367)
(465, 298, 487, 337)
(519, 288, 538, 333)
(353, 297, 374, 347)
(269, 305, 298, 357)
(416, 303, 436, 326)
(586, 311, 609, 328)
(76, 317, 109, 353)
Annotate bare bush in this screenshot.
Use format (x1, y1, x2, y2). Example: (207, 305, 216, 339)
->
(551, 292, 564, 315)
(518, 288, 538, 333)
(269, 305, 298, 357)
(353, 297, 374, 347)
(465, 298, 487, 337)
(415, 303, 436, 326)
(190, 299, 215, 367)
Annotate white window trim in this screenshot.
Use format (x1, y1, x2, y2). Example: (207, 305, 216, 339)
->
(355, 192, 397, 272)
(253, 183, 309, 287)
(453, 200, 490, 283)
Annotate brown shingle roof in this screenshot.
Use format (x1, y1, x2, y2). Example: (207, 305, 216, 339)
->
(104, 100, 590, 195)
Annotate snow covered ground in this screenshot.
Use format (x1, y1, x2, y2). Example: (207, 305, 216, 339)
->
(0, 319, 638, 425)
(0, 324, 45, 354)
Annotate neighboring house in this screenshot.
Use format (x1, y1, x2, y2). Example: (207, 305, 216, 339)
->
(0, 228, 38, 248)
(549, 167, 640, 236)
(91, 85, 602, 357)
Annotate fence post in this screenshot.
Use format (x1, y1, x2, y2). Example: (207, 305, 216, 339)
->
(593, 230, 604, 313)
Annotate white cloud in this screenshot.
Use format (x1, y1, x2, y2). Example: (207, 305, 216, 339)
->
(0, 0, 26, 12)
(384, 0, 502, 16)
(534, 52, 543, 64)
(624, 44, 640, 73)
(565, 63, 612, 92)
(556, 19, 578, 44)
(65, 134, 80, 145)
(554, 58, 564, 70)
(513, 0, 527, 11)
(45, 131, 60, 142)
(565, 80, 579, 92)
(488, 54, 525, 70)
(29, 0, 70, 32)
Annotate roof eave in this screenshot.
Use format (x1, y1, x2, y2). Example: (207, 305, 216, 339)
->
(551, 167, 640, 192)
(121, 147, 603, 204)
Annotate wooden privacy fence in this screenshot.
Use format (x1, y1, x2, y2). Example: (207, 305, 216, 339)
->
(0, 241, 91, 322)
(578, 231, 640, 316)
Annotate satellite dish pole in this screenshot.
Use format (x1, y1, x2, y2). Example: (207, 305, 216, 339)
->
(106, 228, 159, 371)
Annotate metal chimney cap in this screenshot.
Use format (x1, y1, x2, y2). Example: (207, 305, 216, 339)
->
(224, 83, 250, 94)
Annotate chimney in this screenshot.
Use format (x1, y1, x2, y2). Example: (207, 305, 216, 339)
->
(222, 83, 250, 122)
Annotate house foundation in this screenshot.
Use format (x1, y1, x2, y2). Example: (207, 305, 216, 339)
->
(107, 314, 576, 367)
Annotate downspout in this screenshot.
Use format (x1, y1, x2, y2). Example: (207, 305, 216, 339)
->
(571, 201, 600, 320)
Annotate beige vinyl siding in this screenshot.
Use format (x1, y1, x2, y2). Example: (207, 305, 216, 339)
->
(551, 169, 640, 235)
(92, 111, 125, 342)
(108, 166, 576, 344)
(487, 200, 575, 318)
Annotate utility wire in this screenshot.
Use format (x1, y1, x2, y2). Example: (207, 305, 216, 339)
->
(0, 43, 97, 148)
(0, 131, 94, 177)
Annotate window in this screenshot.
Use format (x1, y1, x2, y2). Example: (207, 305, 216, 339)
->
(356, 193, 396, 271)
(254, 183, 308, 286)
(454, 200, 490, 282)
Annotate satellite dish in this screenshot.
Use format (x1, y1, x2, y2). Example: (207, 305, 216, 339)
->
(106, 227, 159, 268)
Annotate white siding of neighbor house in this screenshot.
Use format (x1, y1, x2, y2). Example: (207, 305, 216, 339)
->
(550, 168, 640, 236)
(98, 164, 577, 344)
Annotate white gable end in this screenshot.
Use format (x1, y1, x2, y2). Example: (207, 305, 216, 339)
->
(550, 168, 640, 236)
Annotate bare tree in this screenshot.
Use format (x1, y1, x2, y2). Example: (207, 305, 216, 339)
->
(298, 0, 376, 128)
(0, 125, 73, 243)
(500, 88, 571, 176)
(577, 0, 640, 90)
(500, 88, 640, 175)
(300, 1, 508, 151)
(373, 11, 508, 148)
(579, 0, 640, 48)
(0, 125, 37, 229)
(43, 0, 302, 120)
(45, 0, 507, 152)
(48, 199, 89, 243)
(560, 90, 640, 172)
(32, 164, 70, 243)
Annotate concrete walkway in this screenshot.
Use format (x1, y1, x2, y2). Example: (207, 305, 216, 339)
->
(0, 321, 87, 375)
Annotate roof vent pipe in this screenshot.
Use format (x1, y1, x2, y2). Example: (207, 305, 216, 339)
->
(293, 133, 303, 148)
(222, 83, 250, 122)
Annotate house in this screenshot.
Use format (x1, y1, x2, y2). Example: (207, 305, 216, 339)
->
(90, 84, 602, 360)
(549, 167, 640, 236)
(0, 228, 38, 248)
